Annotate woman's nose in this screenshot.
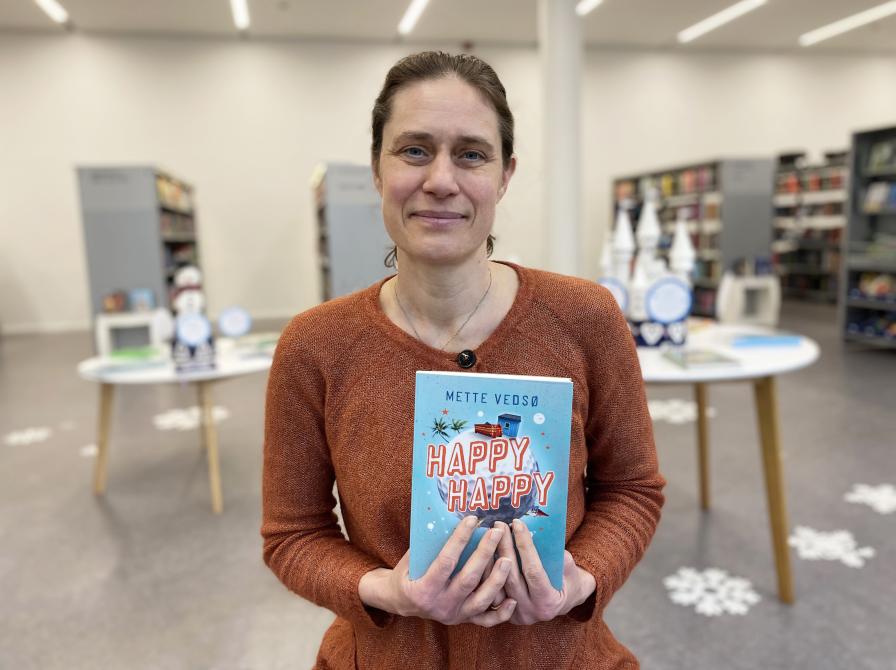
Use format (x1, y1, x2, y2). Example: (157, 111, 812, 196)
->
(422, 153, 460, 198)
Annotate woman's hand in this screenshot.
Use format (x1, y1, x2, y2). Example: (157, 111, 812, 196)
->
(492, 519, 596, 625)
(358, 515, 517, 627)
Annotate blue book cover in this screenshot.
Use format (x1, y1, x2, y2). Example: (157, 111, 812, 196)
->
(409, 370, 573, 590)
(730, 334, 803, 348)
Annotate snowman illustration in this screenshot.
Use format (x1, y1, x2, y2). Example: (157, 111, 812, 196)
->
(171, 266, 215, 370)
(433, 416, 547, 528)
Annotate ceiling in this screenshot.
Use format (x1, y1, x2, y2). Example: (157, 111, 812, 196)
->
(3, 0, 896, 53)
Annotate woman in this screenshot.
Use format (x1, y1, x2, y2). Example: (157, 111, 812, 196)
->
(262, 51, 665, 669)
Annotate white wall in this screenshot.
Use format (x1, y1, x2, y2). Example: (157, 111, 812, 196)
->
(1, 32, 894, 333)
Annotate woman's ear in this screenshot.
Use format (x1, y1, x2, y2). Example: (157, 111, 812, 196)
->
(497, 154, 517, 201)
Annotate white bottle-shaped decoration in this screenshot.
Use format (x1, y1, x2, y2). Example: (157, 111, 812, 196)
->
(629, 258, 649, 322)
(612, 202, 635, 284)
(599, 234, 613, 278)
(670, 208, 697, 283)
(635, 189, 662, 282)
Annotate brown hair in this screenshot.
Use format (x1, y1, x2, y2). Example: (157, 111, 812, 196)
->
(372, 51, 515, 268)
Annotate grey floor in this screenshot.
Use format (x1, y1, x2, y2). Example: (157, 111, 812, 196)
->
(1, 302, 893, 670)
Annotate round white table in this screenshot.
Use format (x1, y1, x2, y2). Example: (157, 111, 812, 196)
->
(77, 345, 274, 514)
(638, 323, 820, 603)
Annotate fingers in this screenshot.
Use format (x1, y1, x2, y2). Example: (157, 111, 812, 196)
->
(511, 518, 556, 601)
(494, 521, 527, 598)
(458, 556, 513, 619)
(463, 597, 517, 628)
(423, 515, 478, 588)
(481, 557, 505, 608)
(447, 524, 507, 600)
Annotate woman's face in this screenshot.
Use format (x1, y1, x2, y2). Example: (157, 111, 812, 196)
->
(373, 76, 515, 267)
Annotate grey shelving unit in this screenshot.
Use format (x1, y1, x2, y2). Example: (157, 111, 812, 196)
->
(840, 125, 896, 348)
(613, 158, 775, 316)
(77, 166, 199, 318)
(772, 153, 847, 303)
(312, 163, 393, 302)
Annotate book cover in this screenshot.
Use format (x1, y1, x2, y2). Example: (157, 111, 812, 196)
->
(730, 333, 802, 348)
(662, 348, 739, 368)
(409, 371, 573, 591)
(864, 182, 890, 214)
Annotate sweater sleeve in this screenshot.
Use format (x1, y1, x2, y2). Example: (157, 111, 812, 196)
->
(261, 319, 393, 629)
(565, 290, 665, 621)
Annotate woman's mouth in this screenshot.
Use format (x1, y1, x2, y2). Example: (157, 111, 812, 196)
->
(411, 210, 467, 225)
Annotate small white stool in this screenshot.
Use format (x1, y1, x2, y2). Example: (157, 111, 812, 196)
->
(716, 273, 781, 327)
(94, 308, 171, 355)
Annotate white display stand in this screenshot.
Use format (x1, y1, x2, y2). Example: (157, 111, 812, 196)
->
(715, 273, 781, 327)
(94, 308, 171, 356)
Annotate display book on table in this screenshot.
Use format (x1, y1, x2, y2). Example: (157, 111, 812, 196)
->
(661, 347, 739, 369)
(409, 370, 573, 590)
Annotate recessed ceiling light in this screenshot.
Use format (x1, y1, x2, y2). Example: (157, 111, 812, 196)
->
(33, 0, 69, 24)
(575, 0, 604, 17)
(799, 1, 896, 47)
(398, 0, 430, 35)
(230, 0, 250, 31)
(677, 0, 767, 44)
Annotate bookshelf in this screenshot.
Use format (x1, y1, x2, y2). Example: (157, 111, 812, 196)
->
(311, 163, 393, 302)
(613, 158, 775, 317)
(771, 152, 846, 303)
(77, 167, 199, 344)
(840, 126, 896, 348)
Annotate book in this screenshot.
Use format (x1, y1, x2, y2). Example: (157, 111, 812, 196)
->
(867, 139, 896, 172)
(409, 370, 574, 591)
(730, 333, 802, 348)
(864, 182, 890, 214)
(661, 348, 739, 369)
(96, 346, 169, 373)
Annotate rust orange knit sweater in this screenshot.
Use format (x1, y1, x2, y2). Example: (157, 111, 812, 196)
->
(262, 262, 665, 669)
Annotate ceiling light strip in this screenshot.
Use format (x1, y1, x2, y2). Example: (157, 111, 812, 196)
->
(575, 0, 604, 17)
(230, 0, 250, 31)
(677, 0, 767, 44)
(33, 0, 69, 24)
(799, 1, 896, 47)
(398, 0, 430, 35)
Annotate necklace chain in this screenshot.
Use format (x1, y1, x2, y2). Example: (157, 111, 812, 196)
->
(393, 267, 493, 351)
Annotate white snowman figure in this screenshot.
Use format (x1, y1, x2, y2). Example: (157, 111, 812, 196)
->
(171, 266, 215, 369)
(435, 428, 544, 528)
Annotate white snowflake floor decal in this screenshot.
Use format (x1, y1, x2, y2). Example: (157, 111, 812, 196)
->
(648, 399, 717, 425)
(663, 567, 760, 616)
(153, 406, 230, 431)
(4, 427, 52, 446)
(844, 483, 896, 515)
(788, 526, 875, 568)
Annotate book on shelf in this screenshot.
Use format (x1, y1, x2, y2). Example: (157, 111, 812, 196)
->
(864, 182, 891, 213)
(409, 371, 573, 591)
(867, 139, 896, 172)
(661, 348, 739, 369)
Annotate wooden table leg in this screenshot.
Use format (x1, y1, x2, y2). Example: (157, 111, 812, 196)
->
(695, 382, 710, 510)
(197, 381, 223, 514)
(753, 376, 794, 604)
(93, 383, 114, 495)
